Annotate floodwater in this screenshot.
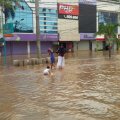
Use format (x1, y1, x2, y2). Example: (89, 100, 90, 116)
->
(0, 51, 120, 120)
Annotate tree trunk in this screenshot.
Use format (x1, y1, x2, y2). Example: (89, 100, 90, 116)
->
(109, 44, 111, 58)
(116, 41, 119, 51)
(35, 0, 41, 59)
(117, 44, 119, 51)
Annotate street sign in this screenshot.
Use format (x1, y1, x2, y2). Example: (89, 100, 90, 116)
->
(0, 37, 5, 42)
(3, 23, 14, 34)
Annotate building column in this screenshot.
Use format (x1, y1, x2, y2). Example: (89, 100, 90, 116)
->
(27, 41, 30, 58)
(73, 41, 79, 52)
(89, 40, 92, 51)
(118, 13, 120, 34)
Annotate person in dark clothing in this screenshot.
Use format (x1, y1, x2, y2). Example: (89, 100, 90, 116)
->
(105, 45, 109, 50)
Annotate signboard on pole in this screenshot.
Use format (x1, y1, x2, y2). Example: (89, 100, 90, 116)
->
(3, 23, 14, 34)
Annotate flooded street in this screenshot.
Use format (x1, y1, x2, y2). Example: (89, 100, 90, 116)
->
(0, 51, 120, 120)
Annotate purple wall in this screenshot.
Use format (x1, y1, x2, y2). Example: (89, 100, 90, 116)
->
(2, 33, 58, 56)
(4, 41, 27, 55)
(12, 42, 27, 55)
(41, 42, 53, 53)
(0, 41, 53, 56)
(5, 34, 59, 41)
(30, 41, 53, 54)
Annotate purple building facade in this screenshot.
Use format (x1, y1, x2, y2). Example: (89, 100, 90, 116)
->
(4, 34, 59, 55)
(2, 0, 59, 56)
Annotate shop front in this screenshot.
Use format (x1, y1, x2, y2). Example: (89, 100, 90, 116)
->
(4, 33, 59, 56)
(58, 41, 74, 52)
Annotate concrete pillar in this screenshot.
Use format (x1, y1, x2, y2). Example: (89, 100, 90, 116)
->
(73, 41, 79, 52)
(118, 13, 120, 34)
(27, 41, 30, 58)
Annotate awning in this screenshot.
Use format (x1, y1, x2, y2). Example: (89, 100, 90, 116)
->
(96, 35, 105, 41)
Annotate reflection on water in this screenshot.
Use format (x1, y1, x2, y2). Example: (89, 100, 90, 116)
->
(0, 51, 120, 120)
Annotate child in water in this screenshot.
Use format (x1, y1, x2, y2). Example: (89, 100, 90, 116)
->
(48, 48, 55, 69)
(43, 66, 54, 76)
(43, 66, 51, 75)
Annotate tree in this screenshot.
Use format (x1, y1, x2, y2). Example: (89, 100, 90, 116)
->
(0, 0, 20, 22)
(97, 23, 119, 58)
(35, 0, 41, 60)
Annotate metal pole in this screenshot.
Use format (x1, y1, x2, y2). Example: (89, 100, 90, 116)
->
(3, 40, 6, 65)
(35, 0, 41, 59)
(1, 5, 7, 65)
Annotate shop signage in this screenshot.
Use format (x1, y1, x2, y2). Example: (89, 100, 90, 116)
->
(5, 34, 58, 41)
(3, 23, 14, 34)
(80, 33, 95, 40)
(96, 34, 105, 41)
(58, 4, 79, 20)
(58, 14, 78, 20)
(58, 4, 79, 15)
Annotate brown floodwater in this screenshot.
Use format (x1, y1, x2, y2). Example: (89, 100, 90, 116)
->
(0, 51, 120, 120)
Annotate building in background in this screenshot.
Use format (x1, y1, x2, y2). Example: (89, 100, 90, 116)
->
(77, 0, 96, 51)
(4, 0, 58, 57)
(39, 6, 58, 52)
(0, 0, 120, 58)
(57, 0, 96, 52)
(97, 11, 118, 49)
(4, 0, 33, 56)
(96, 0, 119, 50)
(58, 2, 80, 52)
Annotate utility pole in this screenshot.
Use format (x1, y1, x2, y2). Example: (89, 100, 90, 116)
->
(35, 0, 41, 59)
(0, 5, 7, 65)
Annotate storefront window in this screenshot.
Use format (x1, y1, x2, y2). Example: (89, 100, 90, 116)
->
(98, 12, 118, 32)
(98, 12, 117, 25)
(6, 1, 33, 33)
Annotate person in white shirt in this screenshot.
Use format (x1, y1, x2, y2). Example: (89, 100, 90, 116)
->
(56, 45, 66, 69)
(43, 66, 51, 75)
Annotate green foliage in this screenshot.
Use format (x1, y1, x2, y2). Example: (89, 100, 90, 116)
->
(97, 23, 119, 44)
(0, 0, 20, 20)
(97, 23, 120, 52)
(0, 0, 19, 8)
(97, 23, 119, 38)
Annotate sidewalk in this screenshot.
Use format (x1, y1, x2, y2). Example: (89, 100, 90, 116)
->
(0, 50, 119, 66)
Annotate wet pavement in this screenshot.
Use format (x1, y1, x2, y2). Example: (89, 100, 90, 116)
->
(0, 51, 120, 120)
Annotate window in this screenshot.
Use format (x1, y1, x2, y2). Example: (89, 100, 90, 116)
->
(39, 8, 58, 34)
(6, 1, 33, 33)
(98, 11, 118, 32)
(98, 12, 118, 24)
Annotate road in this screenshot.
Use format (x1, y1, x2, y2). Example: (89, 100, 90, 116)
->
(0, 51, 120, 120)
